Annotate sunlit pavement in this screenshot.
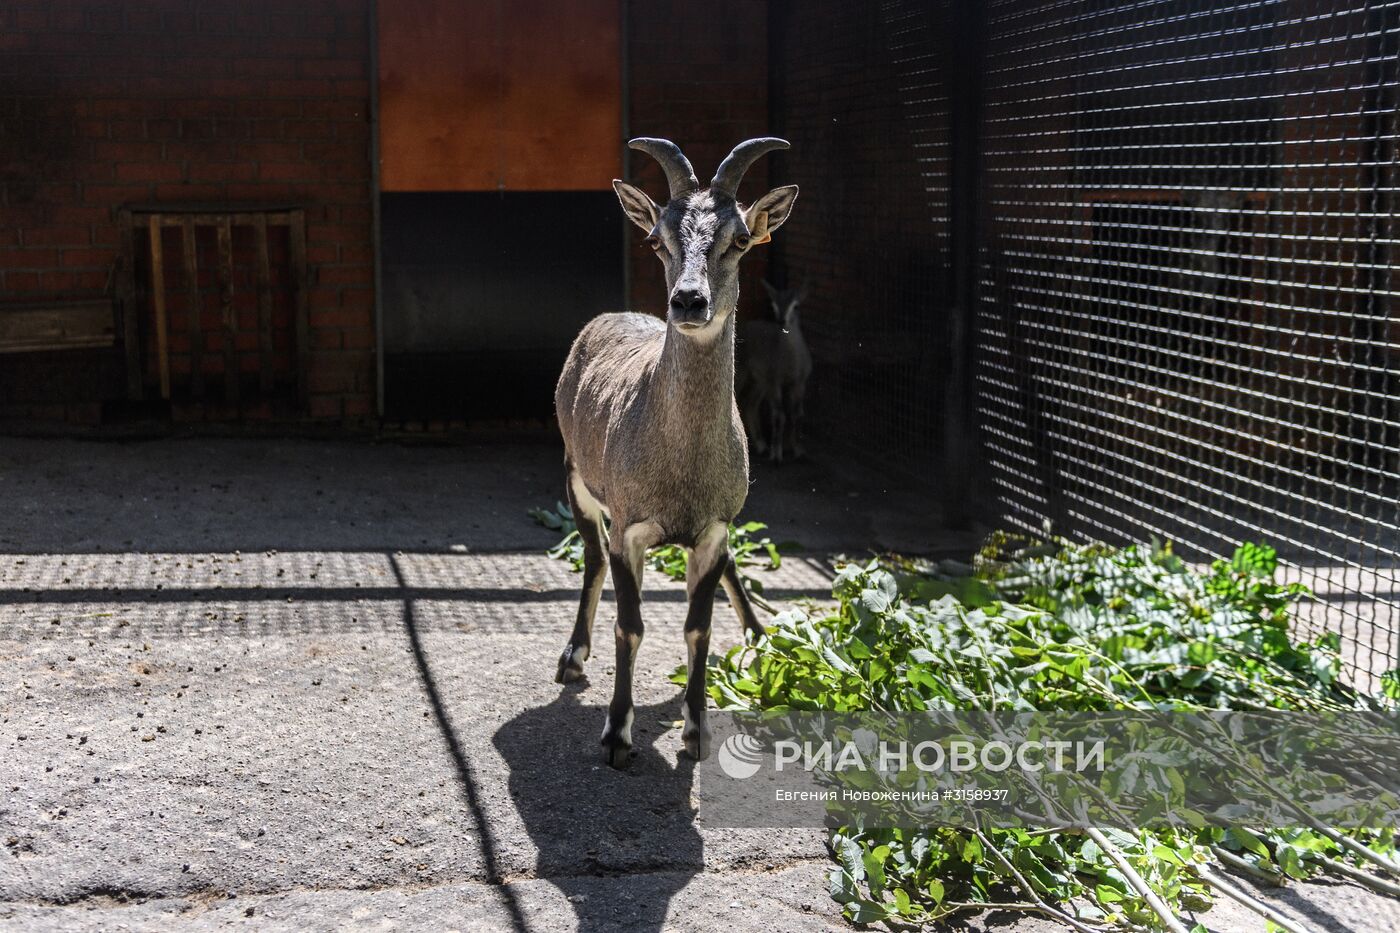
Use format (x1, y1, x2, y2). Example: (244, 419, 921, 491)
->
(1, 437, 1394, 931)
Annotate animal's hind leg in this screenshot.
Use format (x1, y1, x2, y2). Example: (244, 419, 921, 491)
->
(556, 463, 609, 684)
(720, 558, 765, 642)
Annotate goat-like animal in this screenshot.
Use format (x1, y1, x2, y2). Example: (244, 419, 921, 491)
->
(553, 137, 798, 768)
(739, 280, 811, 462)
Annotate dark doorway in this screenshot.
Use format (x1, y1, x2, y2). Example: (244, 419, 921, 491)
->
(379, 191, 623, 421)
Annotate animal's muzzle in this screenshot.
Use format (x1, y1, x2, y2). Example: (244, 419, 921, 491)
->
(669, 288, 712, 328)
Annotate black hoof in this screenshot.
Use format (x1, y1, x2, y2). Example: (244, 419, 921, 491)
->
(555, 645, 587, 684)
(601, 738, 633, 769)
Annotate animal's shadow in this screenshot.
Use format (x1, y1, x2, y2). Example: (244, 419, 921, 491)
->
(493, 682, 702, 933)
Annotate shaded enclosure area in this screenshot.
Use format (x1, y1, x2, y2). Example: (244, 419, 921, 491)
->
(767, 0, 1399, 686)
(0, 0, 1395, 684)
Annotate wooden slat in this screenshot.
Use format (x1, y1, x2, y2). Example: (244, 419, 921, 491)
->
(289, 209, 310, 413)
(216, 219, 237, 406)
(181, 220, 203, 399)
(253, 214, 275, 396)
(118, 209, 142, 399)
(0, 302, 115, 353)
(147, 215, 171, 400)
(130, 212, 300, 227)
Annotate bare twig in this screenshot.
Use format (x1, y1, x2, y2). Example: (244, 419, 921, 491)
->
(1320, 856, 1400, 898)
(1209, 846, 1284, 886)
(974, 829, 1103, 933)
(1300, 821, 1400, 878)
(1197, 865, 1317, 933)
(1083, 827, 1190, 933)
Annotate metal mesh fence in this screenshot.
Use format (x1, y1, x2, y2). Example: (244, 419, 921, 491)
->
(770, 0, 953, 477)
(976, 0, 1400, 687)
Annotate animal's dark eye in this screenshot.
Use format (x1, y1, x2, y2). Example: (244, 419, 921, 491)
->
(644, 235, 661, 251)
(734, 234, 752, 251)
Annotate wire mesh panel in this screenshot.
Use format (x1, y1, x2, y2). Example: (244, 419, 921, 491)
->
(976, 0, 1400, 687)
(771, 0, 953, 477)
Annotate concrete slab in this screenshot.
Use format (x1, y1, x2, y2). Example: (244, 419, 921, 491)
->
(0, 437, 1395, 932)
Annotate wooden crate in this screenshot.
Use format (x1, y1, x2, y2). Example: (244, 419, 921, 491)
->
(119, 204, 309, 413)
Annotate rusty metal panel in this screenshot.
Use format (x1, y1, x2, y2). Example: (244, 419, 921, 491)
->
(377, 0, 622, 191)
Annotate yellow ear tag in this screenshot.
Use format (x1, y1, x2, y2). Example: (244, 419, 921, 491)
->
(752, 212, 772, 245)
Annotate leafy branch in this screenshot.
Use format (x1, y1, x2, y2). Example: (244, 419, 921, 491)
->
(700, 536, 1399, 929)
(528, 502, 794, 612)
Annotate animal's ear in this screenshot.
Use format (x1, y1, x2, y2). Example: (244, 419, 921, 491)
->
(796, 276, 811, 302)
(743, 185, 799, 244)
(613, 180, 660, 233)
(762, 279, 779, 302)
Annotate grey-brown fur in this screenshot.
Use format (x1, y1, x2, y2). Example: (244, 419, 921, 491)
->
(739, 280, 812, 462)
(552, 137, 798, 768)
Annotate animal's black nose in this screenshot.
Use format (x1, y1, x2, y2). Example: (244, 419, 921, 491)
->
(670, 289, 709, 314)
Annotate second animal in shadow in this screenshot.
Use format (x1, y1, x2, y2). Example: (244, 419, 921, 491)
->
(738, 279, 811, 462)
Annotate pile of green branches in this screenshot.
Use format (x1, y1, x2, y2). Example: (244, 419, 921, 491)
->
(703, 536, 1400, 931)
(529, 502, 788, 607)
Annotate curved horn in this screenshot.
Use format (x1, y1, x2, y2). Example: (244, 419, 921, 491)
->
(710, 137, 789, 198)
(627, 137, 699, 200)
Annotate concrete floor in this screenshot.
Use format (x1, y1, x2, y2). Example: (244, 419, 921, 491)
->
(0, 436, 1395, 932)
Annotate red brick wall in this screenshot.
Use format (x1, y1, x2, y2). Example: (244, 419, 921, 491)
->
(0, 0, 374, 424)
(624, 0, 771, 320)
(0, 0, 773, 428)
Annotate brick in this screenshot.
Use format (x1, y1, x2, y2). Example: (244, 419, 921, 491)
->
(308, 395, 343, 418)
(268, 79, 333, 99)
(308, 308, 366, 328)
(115, 161, 183, 182)
(191, 161, 257, 182)
(22, 226, 88, 247)
(89, 98, 163, 118)
(3, 271, 43, 291)
(310, 329, 344, 350)
(82, 177, 144, 204)
(233, 57, 297, 79)
(236, 140, 303, 161)
(93, 140, 163, 161)
(0, 249, 59, 269)
(316, 264, 370, 286)
(300, 98, 364, 120)
(342, 396, 372, 417)
(243, 100, 304, 121)
(60, 248, 114, 268)
(107, 119, 145, 139)
(153, 183, 225, 200)
(298, 58, 364, 79)
(257, 161, 311, 182)
(40, 269, 106, 293)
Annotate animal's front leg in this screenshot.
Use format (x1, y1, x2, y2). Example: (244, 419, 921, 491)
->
(601, 520, 661, 768)
(681, 523, 729, 760)
(767, 394, 786, 463)
(784, 388, 806, 460)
